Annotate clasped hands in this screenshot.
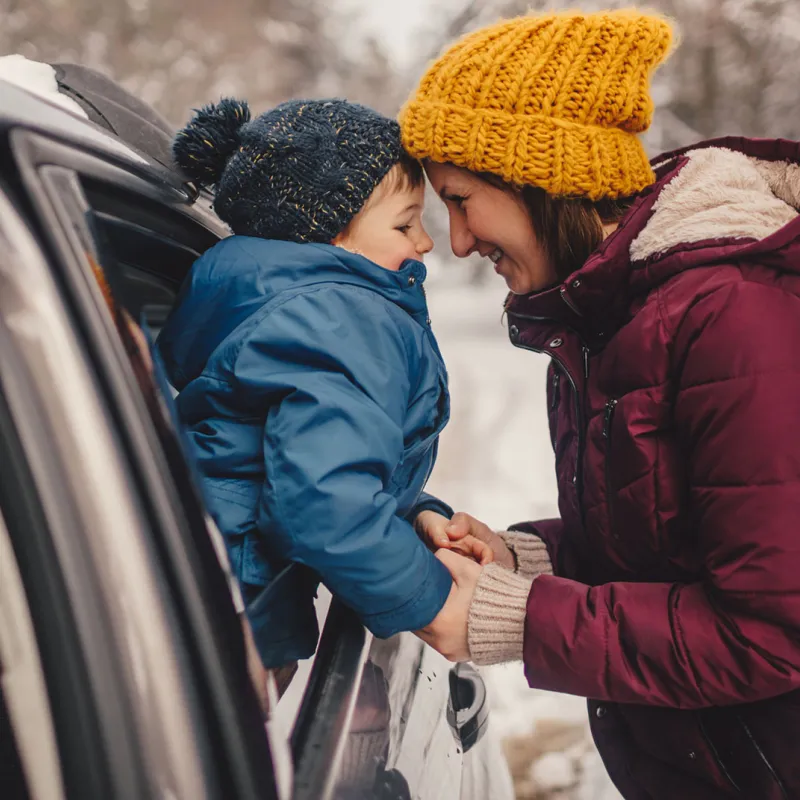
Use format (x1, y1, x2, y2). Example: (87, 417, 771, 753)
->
(414, 510, 515, 569)
(413, 510, 514, 661)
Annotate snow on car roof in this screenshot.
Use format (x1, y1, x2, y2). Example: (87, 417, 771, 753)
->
(0, 54, 88, 120)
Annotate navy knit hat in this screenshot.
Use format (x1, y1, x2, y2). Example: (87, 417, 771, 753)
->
(172, 98, 404, 243)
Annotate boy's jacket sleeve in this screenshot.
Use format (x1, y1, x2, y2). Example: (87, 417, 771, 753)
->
(233, 285, 452, 637)
(409, 492, 454, 521)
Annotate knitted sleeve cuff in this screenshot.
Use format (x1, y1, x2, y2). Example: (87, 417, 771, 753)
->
(467, 563, 533, 666)
(497, 530, 554, 578)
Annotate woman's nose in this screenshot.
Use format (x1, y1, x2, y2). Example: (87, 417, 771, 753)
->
(449, 211, 476, 258)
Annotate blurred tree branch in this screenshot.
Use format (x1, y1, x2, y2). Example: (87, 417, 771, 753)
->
(0, 0, 404, 125)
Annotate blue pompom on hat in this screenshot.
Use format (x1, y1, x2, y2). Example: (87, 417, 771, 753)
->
(173, 97, 404, 243)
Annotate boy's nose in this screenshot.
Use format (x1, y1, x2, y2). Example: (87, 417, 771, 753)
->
(418, 229, 434, 255)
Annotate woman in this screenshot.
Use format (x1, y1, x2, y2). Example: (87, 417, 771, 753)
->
(404, 10, 800, 799)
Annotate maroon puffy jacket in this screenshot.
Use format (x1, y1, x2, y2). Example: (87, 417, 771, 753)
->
(507, 137, 800, 799)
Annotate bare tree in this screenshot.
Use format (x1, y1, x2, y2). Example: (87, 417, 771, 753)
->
(0, 0, 403, 125)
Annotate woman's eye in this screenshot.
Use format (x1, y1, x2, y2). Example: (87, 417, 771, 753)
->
(445, 194, 466, 207)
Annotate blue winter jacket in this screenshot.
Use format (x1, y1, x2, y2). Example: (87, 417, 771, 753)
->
(157, 236, 453, 666)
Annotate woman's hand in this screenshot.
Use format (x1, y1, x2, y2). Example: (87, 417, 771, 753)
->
(415, 510, 516, 570)
(416, 549, 482, 662)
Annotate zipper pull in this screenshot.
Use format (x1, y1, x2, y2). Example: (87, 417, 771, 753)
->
(603, 399, 618, 438)
(582, 346, 590, 379)
(550, 369, 560, 410)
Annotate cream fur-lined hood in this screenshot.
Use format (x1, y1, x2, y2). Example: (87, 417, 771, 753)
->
(630, 145, 800, 263)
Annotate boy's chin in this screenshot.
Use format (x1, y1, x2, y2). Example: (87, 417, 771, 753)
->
(373, 257, 409, 272)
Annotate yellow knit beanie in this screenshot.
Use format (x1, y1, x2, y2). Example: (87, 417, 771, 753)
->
(400, 9, 674, 200)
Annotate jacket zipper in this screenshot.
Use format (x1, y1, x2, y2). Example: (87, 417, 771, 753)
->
(515, 342, 584, 495)
(736, 714, 789, 798)
(559, 286, 583, 316)
(697, 716, 742, 794)
(550, 368, 560, 411)
(548, 368, 560, 450)
(603, 399, 618, 538)
(602, 398, 617, 438)
(508, 302, 588, 517)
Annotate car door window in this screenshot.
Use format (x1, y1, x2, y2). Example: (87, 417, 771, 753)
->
(7, 133, 281, 799)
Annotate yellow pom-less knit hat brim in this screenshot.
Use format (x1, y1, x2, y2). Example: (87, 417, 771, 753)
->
(401, 101, 656, 199)
(400, 10, 674, 200)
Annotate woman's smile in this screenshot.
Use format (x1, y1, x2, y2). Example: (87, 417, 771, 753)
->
(423, 161, 557, 294)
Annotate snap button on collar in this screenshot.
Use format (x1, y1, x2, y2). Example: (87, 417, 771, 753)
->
(549, 337, 563, 348)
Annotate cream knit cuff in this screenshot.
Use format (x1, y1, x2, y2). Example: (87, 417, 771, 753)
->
(496, 530, 554, 578)
(467, 563, 533, 666)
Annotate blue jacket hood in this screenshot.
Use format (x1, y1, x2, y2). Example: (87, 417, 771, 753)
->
(158, 236, 429, 391)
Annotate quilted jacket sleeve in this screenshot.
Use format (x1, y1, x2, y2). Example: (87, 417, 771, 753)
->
(234, 286, 452, 639)
(522, 279, 800, 708)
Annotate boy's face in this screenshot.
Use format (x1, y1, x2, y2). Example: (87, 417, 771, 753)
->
(333, 177, 433, 271)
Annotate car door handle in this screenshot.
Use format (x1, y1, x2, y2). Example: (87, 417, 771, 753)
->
(446, 663, 489, 754)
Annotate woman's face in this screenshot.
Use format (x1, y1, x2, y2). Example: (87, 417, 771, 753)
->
(425, 162, 557, 294)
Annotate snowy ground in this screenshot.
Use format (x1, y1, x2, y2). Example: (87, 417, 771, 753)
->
(423, 272, 621, 800)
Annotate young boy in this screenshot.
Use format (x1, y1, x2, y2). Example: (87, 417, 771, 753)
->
(158, 98, 491, 679)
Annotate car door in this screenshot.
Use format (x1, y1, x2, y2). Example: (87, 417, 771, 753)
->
(284, 595, 511, 800)
(7, 117, 514, 800)
(2, 128, 282, 799)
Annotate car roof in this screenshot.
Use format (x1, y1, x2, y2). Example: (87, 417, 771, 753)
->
(0, 76, 188, 195)
(0, 74, 227, 238)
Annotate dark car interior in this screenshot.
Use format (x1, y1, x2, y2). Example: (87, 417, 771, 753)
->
(52, 62, 219, 333)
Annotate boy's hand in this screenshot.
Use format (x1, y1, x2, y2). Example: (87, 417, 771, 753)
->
(414, 510, 515, 570)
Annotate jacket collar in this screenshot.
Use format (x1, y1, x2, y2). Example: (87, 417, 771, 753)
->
(158, 236, 430, 391)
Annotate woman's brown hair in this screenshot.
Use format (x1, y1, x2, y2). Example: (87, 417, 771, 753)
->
(521, 186, 634, 282)
(481, 173, 635, 283)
